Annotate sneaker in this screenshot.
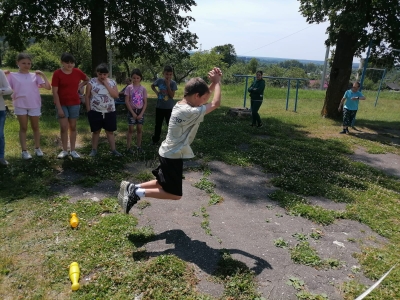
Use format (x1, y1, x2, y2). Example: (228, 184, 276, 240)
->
(339, 129, 347, 134)
(257, 123, 263, 128)
(34, 148, 44, 157)
(137, 147, 144, 153)
(118, 181, 140, 214)
(111, 150, 123, 157)
(89, 149, 97, 157)
(345, 128, 350, 134)
(70, 151, 81, 159)
(57, 150, 69, 159)
(126, 148, 134, 154)
(21, 150, 32, 160)
(0, 158, 9, 166)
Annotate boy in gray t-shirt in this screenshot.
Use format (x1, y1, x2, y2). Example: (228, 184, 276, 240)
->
(150, 66, 178, 145)
(118, 68, 222, 214)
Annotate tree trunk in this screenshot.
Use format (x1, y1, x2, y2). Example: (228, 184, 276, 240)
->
(89, 0, 107, 77)
(321, 31, 358, 119)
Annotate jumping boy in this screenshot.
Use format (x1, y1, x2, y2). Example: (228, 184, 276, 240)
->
(118, 67, 222, 214)
(150, 65, 178, 145)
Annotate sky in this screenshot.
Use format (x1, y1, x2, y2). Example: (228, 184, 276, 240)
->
(182, 0, 339, 62)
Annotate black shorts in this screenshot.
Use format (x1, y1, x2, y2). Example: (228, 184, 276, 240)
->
(152, 155, 183, 196)
(88, 110, 117, 132)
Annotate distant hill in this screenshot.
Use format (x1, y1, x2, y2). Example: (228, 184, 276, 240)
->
(237, 55, 360, 69)
(188, 51, 359, 68)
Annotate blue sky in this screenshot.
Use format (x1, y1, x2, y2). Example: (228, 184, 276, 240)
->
(183, 0, 361, 63)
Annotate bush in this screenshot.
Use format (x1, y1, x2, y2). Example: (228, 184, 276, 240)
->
(2, 49, 19, 68)
(25, 44, 60, 71)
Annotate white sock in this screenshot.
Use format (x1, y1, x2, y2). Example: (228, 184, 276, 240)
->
(135, 188, 145, 197)
(136, 184, 141, 188)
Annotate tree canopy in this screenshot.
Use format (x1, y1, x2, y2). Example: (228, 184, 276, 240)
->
(0, 0, 198, 74)
(298, 0, 400, 118)
(212, 44, 237, 67)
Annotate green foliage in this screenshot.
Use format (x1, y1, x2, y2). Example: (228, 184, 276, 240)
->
(212, 44, 237, 67)
(214, 250, 262, 299)
(274, 237, 289, 249)
(25, 44, 59, 71)
(190, 50, 228, 81)
(2, 49, 19, 68)
(0, 0, 198, 72)
(248, 58, 258, 74)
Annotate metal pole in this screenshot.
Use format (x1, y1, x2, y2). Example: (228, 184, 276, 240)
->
(294, 80, 299, 112)
(375, 68, 386, 107)
(286, 79, 291, 110)
(243, 77, 249, 108)
(360, 40, 372, 91)
(320, 46, 330, 90)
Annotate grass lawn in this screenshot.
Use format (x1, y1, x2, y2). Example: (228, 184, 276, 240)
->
(0, 79, 400, 299)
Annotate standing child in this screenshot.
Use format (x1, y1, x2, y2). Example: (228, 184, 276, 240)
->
(85, 63, 122, 157)
(0, 69, 13, 165)
(52, 53, 89, 159)
(118, 67, 222, 214)
(6, 53, 51, 160)
(150, 65, 178, 145)
(125, 69, 147, 153)
(338, 81, 366, 134)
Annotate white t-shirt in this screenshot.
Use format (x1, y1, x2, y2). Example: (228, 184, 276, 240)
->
(159, 103, 206, 159)
(89, 78, 117, 113)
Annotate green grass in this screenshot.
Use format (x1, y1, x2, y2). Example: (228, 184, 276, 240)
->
(1, 82, 400, 299)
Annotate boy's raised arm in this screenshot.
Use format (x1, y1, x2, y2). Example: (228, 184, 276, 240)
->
(205, 68, 222, 115)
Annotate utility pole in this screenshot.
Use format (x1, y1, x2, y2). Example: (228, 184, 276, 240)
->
(320, 46, 330, 90)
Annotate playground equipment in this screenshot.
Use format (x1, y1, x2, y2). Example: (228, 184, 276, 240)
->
(233, 75, 308, 112)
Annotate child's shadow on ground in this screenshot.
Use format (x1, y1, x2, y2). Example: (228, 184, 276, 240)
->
(129, 229, 272, 275)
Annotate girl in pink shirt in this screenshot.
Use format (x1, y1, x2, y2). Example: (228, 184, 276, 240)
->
(7, 53, 51, 159)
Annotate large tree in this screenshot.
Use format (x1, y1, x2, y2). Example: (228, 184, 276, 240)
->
(212, 44, 237, 67)
(0, 0, 198, 75)
(298, 0, 400, 118)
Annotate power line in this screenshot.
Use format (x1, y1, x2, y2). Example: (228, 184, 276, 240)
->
(242, 24, 316, 55)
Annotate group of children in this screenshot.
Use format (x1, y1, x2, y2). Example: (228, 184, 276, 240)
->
(0, 53, 179, 165)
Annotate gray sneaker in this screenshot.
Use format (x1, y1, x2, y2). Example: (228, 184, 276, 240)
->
(57, 150, 69, 159)
(70, 151, 81, 159)
(118, 181, 139, 214)
(89, 149, 97, 157)
(0, 158, 9, 166)
(111, 150, 123, 157)
(21, 150, 32, 160)
(34, 148, 44, 157)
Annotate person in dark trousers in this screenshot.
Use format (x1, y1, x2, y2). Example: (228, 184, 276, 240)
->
(338, 81, 366, 134)
(248, 70, 266, 128)
(150, 66, 178, 145)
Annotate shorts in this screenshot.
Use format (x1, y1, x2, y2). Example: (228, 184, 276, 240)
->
(56, 105, 80, 119)
(14, 107, 41, 116)
(88, 110, 117, 132)
(152, 155, 183, 196)
(127, 108, 144, 125)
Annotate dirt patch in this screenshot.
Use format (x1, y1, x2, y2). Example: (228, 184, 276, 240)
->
(48, 159, 391, 299)
(132, 161, 386, 299)
(50, 169, 117, 202)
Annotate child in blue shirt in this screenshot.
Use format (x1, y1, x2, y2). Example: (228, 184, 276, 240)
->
(338, 82, 366, 134)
